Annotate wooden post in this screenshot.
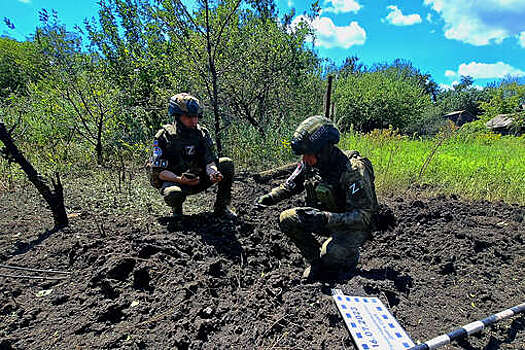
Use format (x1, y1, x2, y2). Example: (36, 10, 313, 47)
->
(324, 75, 333, 119)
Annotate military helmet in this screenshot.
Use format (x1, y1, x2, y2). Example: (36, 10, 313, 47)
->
(168, 93, 203, 117)
(291, 115, 340, 155)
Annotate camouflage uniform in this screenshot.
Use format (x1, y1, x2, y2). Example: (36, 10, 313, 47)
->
(149, 121, 234, 215)
(263, 148, 378, 276)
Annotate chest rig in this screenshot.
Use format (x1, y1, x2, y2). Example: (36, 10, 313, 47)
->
(304, 167, 345, 212)
(164, 124, 205, 174)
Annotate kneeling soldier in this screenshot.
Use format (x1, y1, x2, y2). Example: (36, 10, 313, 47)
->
(257, 116, 378, 280)
(148, 93, 235, 218)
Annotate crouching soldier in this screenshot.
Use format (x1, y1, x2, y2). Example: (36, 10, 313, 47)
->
(148, 93, 236, 219)
(257, 116, 378, 280)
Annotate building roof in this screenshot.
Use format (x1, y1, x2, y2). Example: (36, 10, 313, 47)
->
(485, 114, 515, 129)
(444, 110, 468, 117)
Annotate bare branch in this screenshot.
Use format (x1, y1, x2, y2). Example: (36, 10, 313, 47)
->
(212, 0, 242, 62)
(174, 0, 205, 36)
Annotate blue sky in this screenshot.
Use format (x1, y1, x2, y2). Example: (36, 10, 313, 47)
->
(2, 0, 525, 88)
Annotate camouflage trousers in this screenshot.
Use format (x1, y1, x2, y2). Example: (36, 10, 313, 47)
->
(279, 207, 369, 274)
(160, 157, 234, 214)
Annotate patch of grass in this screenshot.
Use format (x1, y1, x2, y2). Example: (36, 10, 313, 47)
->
(340, 129, 525, 204)
(222, 121, 297, 171)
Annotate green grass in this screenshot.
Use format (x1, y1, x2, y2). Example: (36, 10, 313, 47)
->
(340, 130, 525, 204)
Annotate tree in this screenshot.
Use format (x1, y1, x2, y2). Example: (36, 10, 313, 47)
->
(85, 0, 175, 133)
(0, 37, 47, 97)
(455, 75, 474, 91)
(334, 61, 433, 132)
(0, 120, 68, 227)
(35, 10, 119, 165)
(153, 0, 243, 155)
(217, 6, 322, 135)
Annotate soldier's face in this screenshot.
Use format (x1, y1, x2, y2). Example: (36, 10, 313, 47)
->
(302, 153, 318, 166)
(180, 114, 199, 129)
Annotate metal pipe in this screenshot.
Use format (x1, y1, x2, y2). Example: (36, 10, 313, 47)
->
(0, 273, 69, 280)
(409, 302, 525, 350)
(0, 263, 71, 275)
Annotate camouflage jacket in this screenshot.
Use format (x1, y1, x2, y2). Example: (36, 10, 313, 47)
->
(149, 121, 216, 188)
(267, 148, 378, 230)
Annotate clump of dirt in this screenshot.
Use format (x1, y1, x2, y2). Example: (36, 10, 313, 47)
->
(1, 172, 524, 349)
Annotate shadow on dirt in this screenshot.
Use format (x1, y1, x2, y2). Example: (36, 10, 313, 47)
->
(157, 213, 245, 262)
(358, 267, 413, 293)
(8, 226, 63, 259)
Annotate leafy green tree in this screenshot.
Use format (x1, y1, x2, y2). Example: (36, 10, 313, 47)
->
(0, 37, 47, 97)
(334, 60, 433, 132)
(455, 75, 474, 91)
(480, 81, 525, 119)
(437, 85, 490, 117)
(217, 6, 322, 135)
(85, 0, 176, 134)
(372, 59, 439, 102)
(34, 10, 120, 165)
(153, 0, 244, 155)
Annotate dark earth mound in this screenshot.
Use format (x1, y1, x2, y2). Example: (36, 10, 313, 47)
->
(1, 172, 524, 349)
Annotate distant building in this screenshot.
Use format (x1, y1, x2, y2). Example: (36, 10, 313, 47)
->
(443, 110, 477, 126)
(486, 114, 524, 135)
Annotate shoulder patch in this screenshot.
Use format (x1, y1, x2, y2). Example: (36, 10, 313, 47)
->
(349, 182, 360, 195)
(154, 128, 165, 139)
(162, 123, 177, 135)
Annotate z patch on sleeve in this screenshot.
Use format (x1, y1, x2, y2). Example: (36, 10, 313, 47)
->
(349, 182, 360, 195)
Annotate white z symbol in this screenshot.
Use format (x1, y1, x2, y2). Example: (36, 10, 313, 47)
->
(349, 183, 360, 194)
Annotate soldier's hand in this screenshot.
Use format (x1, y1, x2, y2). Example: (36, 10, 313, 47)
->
(209, 171, 223, 183)
(256, 194, 274, 208)
(179, 174, 200, 186)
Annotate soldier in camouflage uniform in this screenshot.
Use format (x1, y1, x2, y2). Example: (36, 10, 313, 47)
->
(148, 93, 235, 218)
(257, 116, 378, 280)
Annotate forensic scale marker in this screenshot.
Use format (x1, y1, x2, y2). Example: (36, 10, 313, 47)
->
(409, 302, 525, 350)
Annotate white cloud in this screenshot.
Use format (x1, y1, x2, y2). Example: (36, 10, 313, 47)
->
(383, 5, 422, 26)
(17, 0, 31, 3)
(439, 82, 457, 91)
(426, 13, 432, 22)
(453, 62, 525, 79)
(292, 15, 366, 49)
(519, 32, 525, 48)
(445, 70, 456, 78)
(323, 0, 361, 14)
(287, 0, 294, 7)
(424, 0, 525, 46)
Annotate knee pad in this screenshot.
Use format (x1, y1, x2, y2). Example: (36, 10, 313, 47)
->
(163, 186, 185, 207)
(218, 157, 234, 177)
(279, 208, 299, 233)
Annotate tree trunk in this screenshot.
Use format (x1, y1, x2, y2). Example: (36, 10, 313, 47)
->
(252, 162, 297, 183)
(96, 118, 104, 165)
(324, 75, 333, 120)
(96, 140, 103, 166)
(205, 3, 223, 157)
(0, 122, 69, 228)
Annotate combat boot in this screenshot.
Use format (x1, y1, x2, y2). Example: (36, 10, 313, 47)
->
(172, 202, 183, 219)
(214, 180, 235, 219)
(213, 205, 237, 220)
(301, 262, 322, 282)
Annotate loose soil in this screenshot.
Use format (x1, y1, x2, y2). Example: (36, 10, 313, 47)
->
(1, 171, 524, 350)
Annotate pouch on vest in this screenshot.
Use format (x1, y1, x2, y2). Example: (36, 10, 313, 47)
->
(315, 183, 338, 212)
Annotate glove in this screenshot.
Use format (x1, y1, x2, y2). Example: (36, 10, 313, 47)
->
(256, 194, 274, 207)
